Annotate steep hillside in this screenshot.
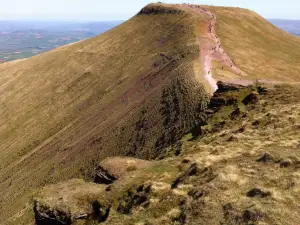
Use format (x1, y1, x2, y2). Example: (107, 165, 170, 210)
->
(207, 6, 300, 83)
(33, 83, 300, 225)
(1, 3, 300, 224)
(0, 4, 209, 224)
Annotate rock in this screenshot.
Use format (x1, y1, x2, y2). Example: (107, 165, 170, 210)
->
(209, 96, 226, 109)
(234, 125, 246, 133)
(188, 188, 206, 200)
(209, 95, 238, 111)
(117, 184, 151, 214)
(209, 82, 244, 112)
(256, 153, 275, 163)
(171, 163, 200, 189)
(94, 166, 117, 185)
(34, 200, 72, 225)
(242, 91, 259, 105)
(223, 203, 263, 224)
(247, 188, 271, 198)
(280, 159, 293, 168)
(230, 107, 246, 120)
(181, 159, 191, 164)
(216, 81, 246, 93)
(205, 109, 215, 115)
(171, 164, 215, 189)
(33, 179, 110, 225)
(211, 121, 226, 132)
(242, 209, 262, 223)
(190, 125, 202, 138)
(252, 119, 260, 127)
(91, 200, 111, 223)
(226, 135, 237, 142)
(257, 86, 268, 95)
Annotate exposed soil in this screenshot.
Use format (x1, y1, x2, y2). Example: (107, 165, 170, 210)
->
(180, 4, 246, 92)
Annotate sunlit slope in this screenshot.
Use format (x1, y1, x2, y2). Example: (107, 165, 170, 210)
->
(0, 5, 209, 223)
(1, 3, 300, 224)
(208, 6, 300, 82)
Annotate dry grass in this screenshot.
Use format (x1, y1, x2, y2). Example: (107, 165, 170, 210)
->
(0, 5, 210, 224)
(99, 157, 153, 178)
(1, 3, 300, 224)
(207, 6, 300, 82)
(31, 84, 300, 225)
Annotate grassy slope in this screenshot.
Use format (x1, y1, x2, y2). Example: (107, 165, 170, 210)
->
(0, 4, 210, 224)
(208, 6, 300, 82)
(1, 3, 300, 224)
(105, 84, 300, 225)
(34, 84, 300, 225)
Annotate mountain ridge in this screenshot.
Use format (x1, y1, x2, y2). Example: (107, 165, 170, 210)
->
(1, 3, 300, 224)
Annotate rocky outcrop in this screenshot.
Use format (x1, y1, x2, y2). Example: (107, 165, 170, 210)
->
(117, 184, 152, 214)
(34, 200, 72, 225)
(209, 82, 247, 112)
(216, 81, 246, 93)
(33, 180, 111, 225)
(94, 166, 117, 185)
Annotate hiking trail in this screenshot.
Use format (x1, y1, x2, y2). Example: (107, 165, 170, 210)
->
(179, 4, 247, 92)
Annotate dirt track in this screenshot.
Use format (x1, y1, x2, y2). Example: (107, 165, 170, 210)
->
(179, 4, 247, 91)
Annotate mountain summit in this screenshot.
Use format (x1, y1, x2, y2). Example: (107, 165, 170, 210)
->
(0, 3, 300, 224)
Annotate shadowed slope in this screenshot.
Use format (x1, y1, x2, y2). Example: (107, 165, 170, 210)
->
(0, 4, 209, 224)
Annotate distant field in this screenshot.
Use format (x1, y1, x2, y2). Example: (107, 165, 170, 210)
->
(0, 21, 122, 62)
(0, 19, 298, 63)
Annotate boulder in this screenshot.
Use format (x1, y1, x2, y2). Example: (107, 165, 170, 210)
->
(34, 179, 110, 225)
(256, 153, 276, 163)
(242, 91, 259, 105)
(247, 188, 271, 198)
(216, 81, 246, 93)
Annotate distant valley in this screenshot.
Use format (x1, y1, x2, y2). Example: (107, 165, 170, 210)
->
(0, 19, 298, 63)
(0, 21, 122, 62)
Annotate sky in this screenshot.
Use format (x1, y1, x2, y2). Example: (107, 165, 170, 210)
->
(0, 0, 299, 21)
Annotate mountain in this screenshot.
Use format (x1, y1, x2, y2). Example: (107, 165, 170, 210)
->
(0, 3, 300, 224)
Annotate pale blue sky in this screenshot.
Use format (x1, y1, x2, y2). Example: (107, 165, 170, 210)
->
(0, 0, 299, 21)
